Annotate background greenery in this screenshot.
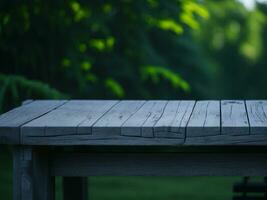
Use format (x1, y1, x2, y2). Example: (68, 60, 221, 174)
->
(1, 0, 267, 199)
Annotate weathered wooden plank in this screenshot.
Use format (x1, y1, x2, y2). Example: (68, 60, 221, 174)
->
(0, 100, 66, 144)
(221, 100, 249, 135)
(22, 99, 34, 106)
(3, 99, 267, 146)
(52, 153, 267, 176)
(246, 100, 267, 134)
(77, 100, 118, 134)
(21, 100, 117, 137)
(33, 150, 55, 200)
(92, 100, 146, 136)
(186, 101, 220, 137)
(13, 147, 22, 200)
(185, 134, 267, 145)
(23, 132, 267, 145)
(13, 147, 34, 200)
(22, 134, 184, 146)
(154, 101, 195, 138)
(121, 101, 167, 137)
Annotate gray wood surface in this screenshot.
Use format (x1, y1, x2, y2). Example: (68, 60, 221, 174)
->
(13, 147, 22, 200)
(8, 100, 267, 200)
(77, 100, 118, 134)
(33, 150, 55, 200)
(13, 147, 55, 200)
(22, 99, 34, 105)
(13, 147, 34, 200)
(154, 101, 195, 138)
(185, 134, 267, 145)
(92, 100, 145, 136)
(121, 100, 167, 137)
(51, 152, 267, 176)
(1, 100, 267, 145)
(22, 134, 184, 145)
(246, 100, 267, 134)
(221, 100, 249, 135)
(187, 101, 220, 137)
(0, 100, 66, 144)
(21, 100, 117, 137)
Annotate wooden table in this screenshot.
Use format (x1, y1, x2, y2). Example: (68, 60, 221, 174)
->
(1, 100, 267, 200)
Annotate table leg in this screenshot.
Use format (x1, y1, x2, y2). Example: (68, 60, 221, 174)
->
(13, 146, 55, 200)
(63, 177, 88, 200)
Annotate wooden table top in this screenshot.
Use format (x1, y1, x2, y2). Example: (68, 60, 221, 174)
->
(0, 100, 267, 145)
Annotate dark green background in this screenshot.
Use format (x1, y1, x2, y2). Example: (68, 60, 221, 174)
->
(1, 0, 267, 199)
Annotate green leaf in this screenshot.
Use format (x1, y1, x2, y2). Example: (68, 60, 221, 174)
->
(105, 78, 124, 97)
(142, 66, 190, 92)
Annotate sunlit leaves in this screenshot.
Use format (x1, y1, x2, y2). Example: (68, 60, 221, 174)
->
(145, 17, 184, 35)
(146, 0, 209, 36)
(89, 39, 105, 51)
(182, 1, 209, 19)
(197, 1, 246, 51)
(89, 37, 115, 51)
(81, 61, 92, 71)
(180, 1, 209, 30)
(157, 19, 184, 35)
(240, 10, 265, 61)
(105, 78, 124, 97)
(106, 37, 115, 48)
(69, 1, 91, 22)
(0, 0, 209, 100)
(142, 66, 190, 92)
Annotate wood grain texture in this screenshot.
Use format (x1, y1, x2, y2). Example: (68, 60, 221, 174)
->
(221, 100, 249, 135)
(246, 100, 267, 134)
(13, 147, 55, 200)
(154, 101, 195, 138)
(13, 147, 34, 200)
(0, 100, 66, 144)
(77, 100, 118, 134)
(21, 100, 118, 138)
(186, 101, 220, 137)
(92, 100, 146, 136)
(2, 100, 267, 146)
(22, 134, 184, 145)
(121, 101, 167, 137)
(52, 152, 267, 176)
(13, 147, 22, 200)
(23, 132, 267, 145)
(185, 134, 267, 145)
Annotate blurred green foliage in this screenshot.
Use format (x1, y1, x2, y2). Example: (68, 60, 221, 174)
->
(0, 0, 211, 111)
(1, 0, 267, 110)
(197, 0, 267, 98)
(0, 74, 66, 112)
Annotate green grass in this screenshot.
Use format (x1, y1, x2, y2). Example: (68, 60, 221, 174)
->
(89, 176, 239, 200)
(0, 148, 251, 200)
